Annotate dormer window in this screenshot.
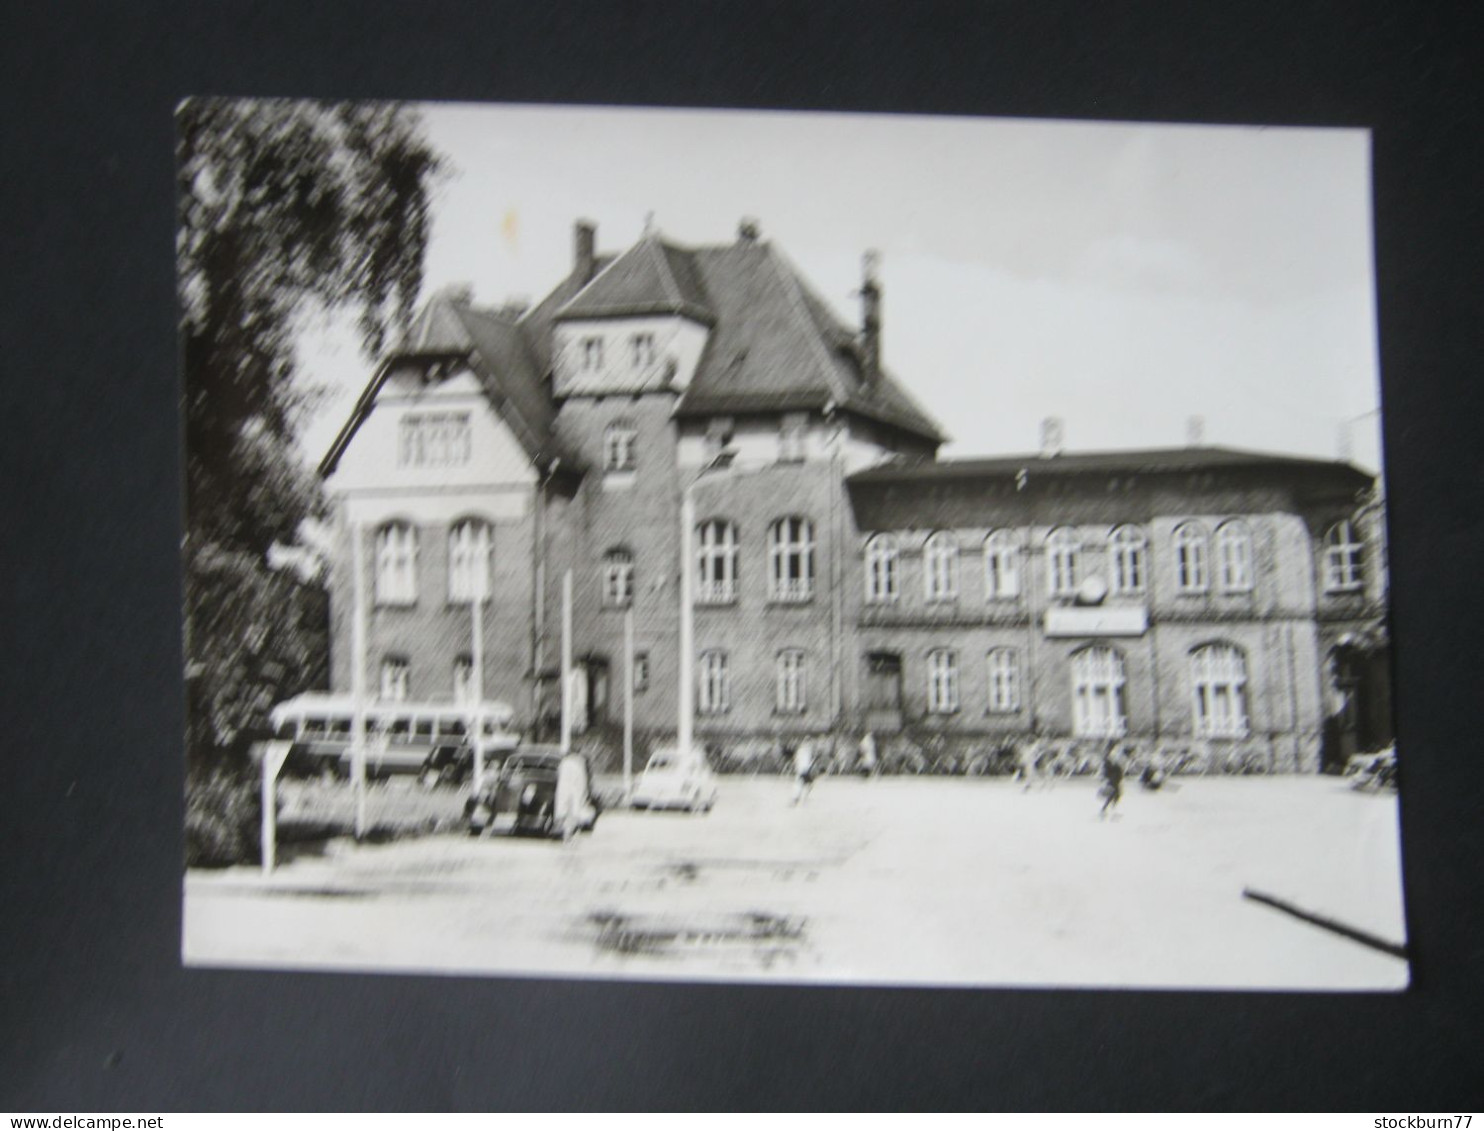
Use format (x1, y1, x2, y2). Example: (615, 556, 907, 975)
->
(581, 336, 604, 370)
(631, 333, 655, 369)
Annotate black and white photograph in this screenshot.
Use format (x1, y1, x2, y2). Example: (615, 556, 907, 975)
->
(179, 99, 1403, 991)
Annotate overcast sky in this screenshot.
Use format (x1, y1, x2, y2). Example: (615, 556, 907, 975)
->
(299, 103, 1384, 473)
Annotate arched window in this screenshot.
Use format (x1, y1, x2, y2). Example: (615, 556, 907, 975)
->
(927, 649, 960, 714)
(1174, 523, 1209, 593)
(865, 534, 900, 603)
(984, 530, 1020, 600)
(375, 522, 418, 606)
(1072, 646, 1127, 737)
(603, 420, 637, 472)
(1190, 644, 1249, 738)
(1046, 527, 1080, 597)
(1216, 520, 1254, 593)
(987, 648, 1021, 713)
(448, 519, 492, 602)
(696, 519, 738, 603)
(769, 517, 815, 602)
(924, 532, 959, 601)
(698, 650, 730, 714)
(380, 656, 410, 702)
(602, 547, 634, 607)
(1109, 525, 1147, 594)
(776, 649, 806, 713)
(1323, 520, 1364, 592)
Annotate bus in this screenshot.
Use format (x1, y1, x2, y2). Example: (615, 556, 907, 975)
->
(267, 693, 520, 785)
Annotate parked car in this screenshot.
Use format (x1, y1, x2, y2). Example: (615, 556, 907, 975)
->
(631, 745, 718, 813)
(465, 746, 599, 838)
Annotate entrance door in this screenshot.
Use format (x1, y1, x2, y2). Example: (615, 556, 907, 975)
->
(586, 658, 611, 727)
(1323, 643, 1391, 772)
(864, 652, 903, 730)
(865, 652, 903, 710)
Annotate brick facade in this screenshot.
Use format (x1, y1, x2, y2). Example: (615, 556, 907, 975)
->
(317, 223, 1390, 772)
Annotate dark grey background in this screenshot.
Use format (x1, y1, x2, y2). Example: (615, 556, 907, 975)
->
(3, 0, 1481, 1111)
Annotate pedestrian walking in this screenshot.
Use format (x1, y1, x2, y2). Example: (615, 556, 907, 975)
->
(1016, 735, 1040, 790)
(858, 731, 878, 779)
(1098, 747, 1126, 819)
(792, 737, 817, 805)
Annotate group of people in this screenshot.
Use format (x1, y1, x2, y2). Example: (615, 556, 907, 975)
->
(786, 732, 1166, 814)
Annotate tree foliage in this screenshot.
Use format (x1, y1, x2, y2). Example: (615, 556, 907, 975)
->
(178, 100, 441, 774)
(178, 98, 441, 554)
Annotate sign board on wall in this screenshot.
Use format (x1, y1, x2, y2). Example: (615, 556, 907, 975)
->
(1044, 606, 1149, 637)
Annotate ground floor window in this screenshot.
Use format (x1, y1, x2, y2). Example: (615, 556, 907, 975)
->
(927, 648, 959, 713)
(698, 650, 729, 714)
(1072, 646, 1126, 737)
(1191, 643, 1249, 738)
(453, 655, 474, 703)
(986, 648, 1021, 712)
(776, 649, 806, 713)
(380, 657, 410, 702)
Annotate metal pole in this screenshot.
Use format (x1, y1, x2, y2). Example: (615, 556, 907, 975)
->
(678, 483, 695, 755)
(261, 747, 276, 877)
(259, 741, 291, 876)
(560, 569, 573, 754)
(624, 606, 635, 795)
(471, 580, 486, 794)
(350, 520, 369, 840)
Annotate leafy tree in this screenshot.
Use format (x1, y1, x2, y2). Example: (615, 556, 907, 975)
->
(178, 100, 441, 783)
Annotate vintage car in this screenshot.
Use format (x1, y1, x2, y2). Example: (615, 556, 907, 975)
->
(630, 745, 718, 813)
(465, 746, 599, 838)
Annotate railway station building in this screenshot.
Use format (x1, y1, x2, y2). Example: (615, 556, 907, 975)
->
(317, 220, 1391, 772)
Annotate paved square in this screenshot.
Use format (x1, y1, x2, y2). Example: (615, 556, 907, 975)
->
(184, 775, 1407, 990)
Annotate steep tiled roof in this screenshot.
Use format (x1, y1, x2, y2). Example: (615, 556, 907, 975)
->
(319, 290, 583, 477)
(324, 227, 949, 478)
(449, 303, 572, 469)
(848, 446, 1375, 483)
(556, 234, 714, 324)
(672, 241, 946, 444)
(846, 446, 1373, 530)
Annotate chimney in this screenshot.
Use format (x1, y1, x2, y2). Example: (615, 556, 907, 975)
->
(737, 217, 761, 243)
(1040, 417, 1064, 459)
(860, 250, 882, 385)
(574, 219, 597, 283)
(1186, 415, 1205, 447)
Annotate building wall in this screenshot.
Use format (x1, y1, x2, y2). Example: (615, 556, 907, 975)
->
(689, 457, 847, 740)
(841, 482, 1342, 767)
(326, 497, 537, 713)
(552, 316, 710, 397)
(326, 369, 538, 494)
(545, 392, 685, 733)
